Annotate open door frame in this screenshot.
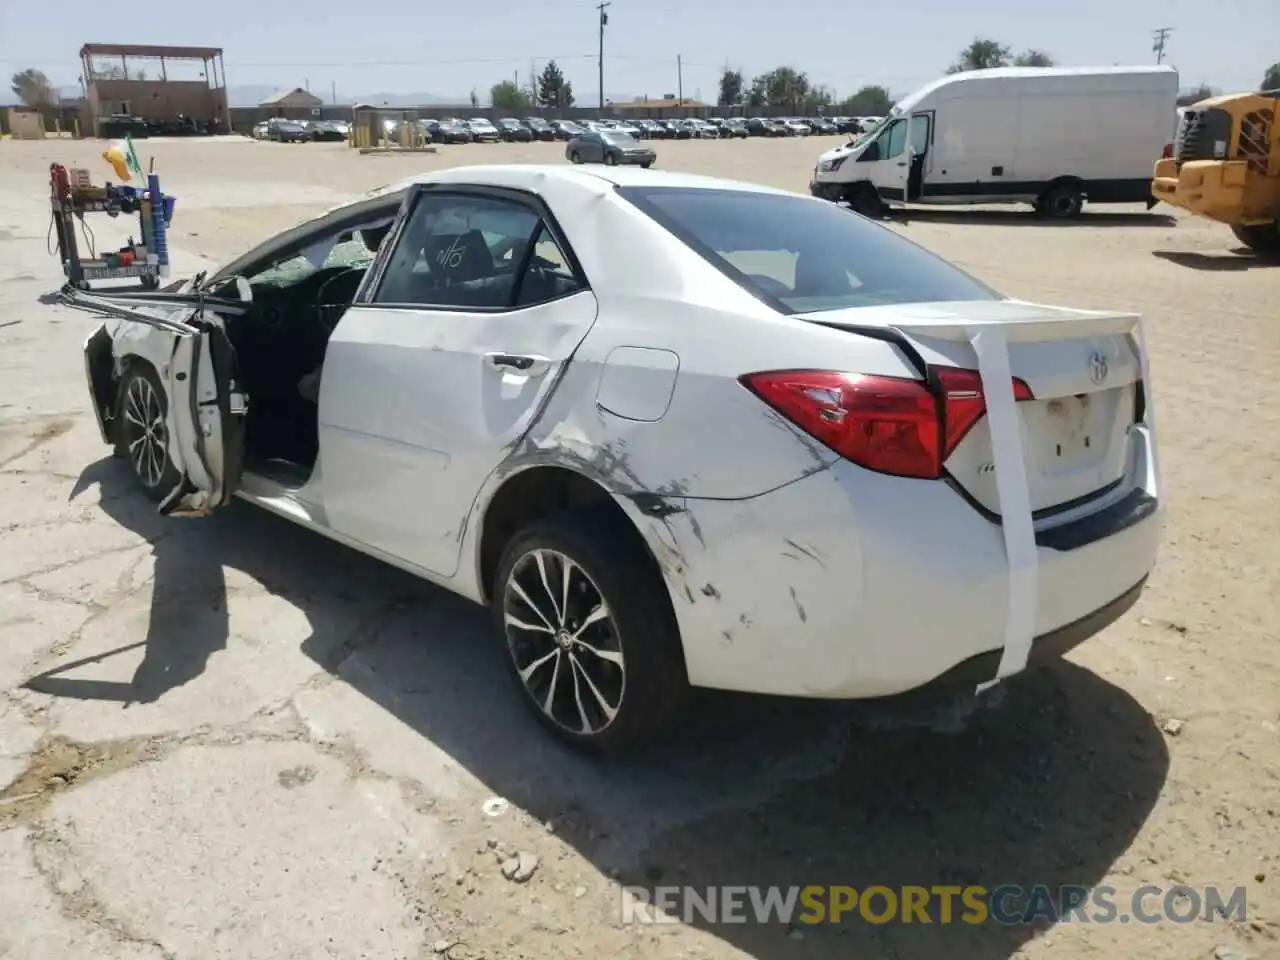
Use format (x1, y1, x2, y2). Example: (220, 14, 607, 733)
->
(68, 287, 249, 517)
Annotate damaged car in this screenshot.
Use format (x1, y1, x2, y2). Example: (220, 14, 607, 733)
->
(67, 165, 1163, 753)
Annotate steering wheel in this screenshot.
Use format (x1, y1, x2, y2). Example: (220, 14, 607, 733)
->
(312, 266, 369, 333)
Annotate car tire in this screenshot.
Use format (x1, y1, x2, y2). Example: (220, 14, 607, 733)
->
(115, 364, 180, 503)
(1231, 221, 1280, 255)
(569, 150, 582, 164)
(847, 182, 886, 218)
(1035, 182, 1085, 219)
(641, 161, 652, 169)
(604, 153, 617, 166)
(493, 509, 689, 754)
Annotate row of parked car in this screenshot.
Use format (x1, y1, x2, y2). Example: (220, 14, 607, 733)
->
(249, 114, 882, 145)
(251, 117, 351, 142)
(409, 114, 883, 142)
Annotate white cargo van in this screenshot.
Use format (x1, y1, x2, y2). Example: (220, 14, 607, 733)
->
(810, 65, 1179, 218)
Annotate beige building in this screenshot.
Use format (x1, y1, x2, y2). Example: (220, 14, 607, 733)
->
(80, 43, 230, 134)
(259, 88, 325, 113)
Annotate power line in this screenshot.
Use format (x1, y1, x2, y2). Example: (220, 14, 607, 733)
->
(1152, 27, 1172, 65)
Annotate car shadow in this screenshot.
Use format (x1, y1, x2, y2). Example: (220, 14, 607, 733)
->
(41, 456, 1168, 958)
(1152, 249, 1280, 271)
(891, 209, 1177, 228)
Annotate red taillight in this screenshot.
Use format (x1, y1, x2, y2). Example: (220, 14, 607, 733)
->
(740, 368, 1033, 480)
(1162, 142, 1173, 158)
(932, 367, 1034, 462)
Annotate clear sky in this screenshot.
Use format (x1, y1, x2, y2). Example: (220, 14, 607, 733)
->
(2, 0, 1276, 104)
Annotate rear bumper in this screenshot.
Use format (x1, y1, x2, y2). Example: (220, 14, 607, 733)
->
(650, 426, 1162, 699)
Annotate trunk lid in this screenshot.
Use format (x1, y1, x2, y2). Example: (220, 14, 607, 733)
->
(796, 300, 1144, 516)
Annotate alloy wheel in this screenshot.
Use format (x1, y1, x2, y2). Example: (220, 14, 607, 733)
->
(122, 375, 168, 489)
(503, 548, 626, 736)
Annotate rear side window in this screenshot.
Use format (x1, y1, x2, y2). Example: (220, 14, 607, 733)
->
(617, 186, 1000, 314)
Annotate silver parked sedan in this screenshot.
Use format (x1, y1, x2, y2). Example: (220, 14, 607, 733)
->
(565, 130, 656, 167)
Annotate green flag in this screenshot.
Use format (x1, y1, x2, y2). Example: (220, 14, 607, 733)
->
(122, 136, 144, 179)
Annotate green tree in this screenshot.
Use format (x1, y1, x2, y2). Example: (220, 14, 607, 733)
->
(469, 88, 479, 108)
(490, 79, 532, 110)
(1263, 62, 1280, 91)
(9, 68, 57, 108)
(749, 66, 811, 110)
(841, 85, 893, 116)
(1014, 49, 1055, 67)
(537, 60, 575, 108)
(947, 38, 1012, 73)
(717, 68, 744, 106)
(808, 84, 834, 109)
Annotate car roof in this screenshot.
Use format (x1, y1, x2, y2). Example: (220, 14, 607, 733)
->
(369, 164, 796, 199)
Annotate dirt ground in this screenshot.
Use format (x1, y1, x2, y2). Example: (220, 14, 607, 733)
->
(0, 135, 1276, 960)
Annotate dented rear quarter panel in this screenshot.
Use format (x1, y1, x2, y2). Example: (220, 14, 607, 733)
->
(459, 180, 929, 667)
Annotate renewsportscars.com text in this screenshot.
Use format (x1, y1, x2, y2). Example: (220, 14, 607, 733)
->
(620, 884, 1248, 926)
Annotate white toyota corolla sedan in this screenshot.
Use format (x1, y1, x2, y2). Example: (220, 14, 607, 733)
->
(68, 165, 1163, 752)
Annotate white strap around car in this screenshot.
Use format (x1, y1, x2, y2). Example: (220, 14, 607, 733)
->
(968, 316, 1157, 693)
(968, 324, 1038, 690)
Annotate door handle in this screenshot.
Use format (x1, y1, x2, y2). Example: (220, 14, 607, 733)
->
(484, 352, 550, 376)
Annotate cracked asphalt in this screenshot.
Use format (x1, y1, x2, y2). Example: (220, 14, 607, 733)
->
(0, 136, 1277, 960)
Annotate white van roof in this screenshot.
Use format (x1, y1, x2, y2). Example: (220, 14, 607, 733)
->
(893, 64, 1179, 115)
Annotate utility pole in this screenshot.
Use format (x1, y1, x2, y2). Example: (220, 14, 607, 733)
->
(677, 54, 683, 104)
(1152, 27, 1172, 64)
(331, 80, 336, 105)
(597, 0, 612, 109)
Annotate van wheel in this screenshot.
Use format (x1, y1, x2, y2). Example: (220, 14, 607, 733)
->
(115, 365, 180, 502)
(1231, 222, 1280, 255)
(1036, 182, 1085, 219)
(493, 509, 689, 754)
(847, 183, 885, 218)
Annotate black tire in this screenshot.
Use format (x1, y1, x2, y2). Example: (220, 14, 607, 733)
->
(1035, 181, 1085, 219)
(114, 364, 180, 502)
(604, 152, 618, 166)
(569, 150, 582, 164)
(492, 509, 689, 754)
(641, 160, 653, 169)
(1231, 221, 1280, 255)
(847, 182, 886, 218)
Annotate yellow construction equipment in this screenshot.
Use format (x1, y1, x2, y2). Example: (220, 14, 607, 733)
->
(1152, 90, 1280, 253)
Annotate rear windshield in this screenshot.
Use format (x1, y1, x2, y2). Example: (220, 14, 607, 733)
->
(617, 187, 999, 313)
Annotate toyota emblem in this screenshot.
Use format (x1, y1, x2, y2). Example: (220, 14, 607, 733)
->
(1088, 351, 1108, 385)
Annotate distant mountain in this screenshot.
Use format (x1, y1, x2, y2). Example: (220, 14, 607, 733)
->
(0, 84, 81, 106)
(2, 83, 643, 109)
(226, 85, 456, 108)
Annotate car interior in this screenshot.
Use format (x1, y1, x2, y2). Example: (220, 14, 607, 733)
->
(202, 213, 396, 488)
(200, 198, 582, 490)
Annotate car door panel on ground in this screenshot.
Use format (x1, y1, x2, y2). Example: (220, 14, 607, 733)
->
(318, 187, 598, 579)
